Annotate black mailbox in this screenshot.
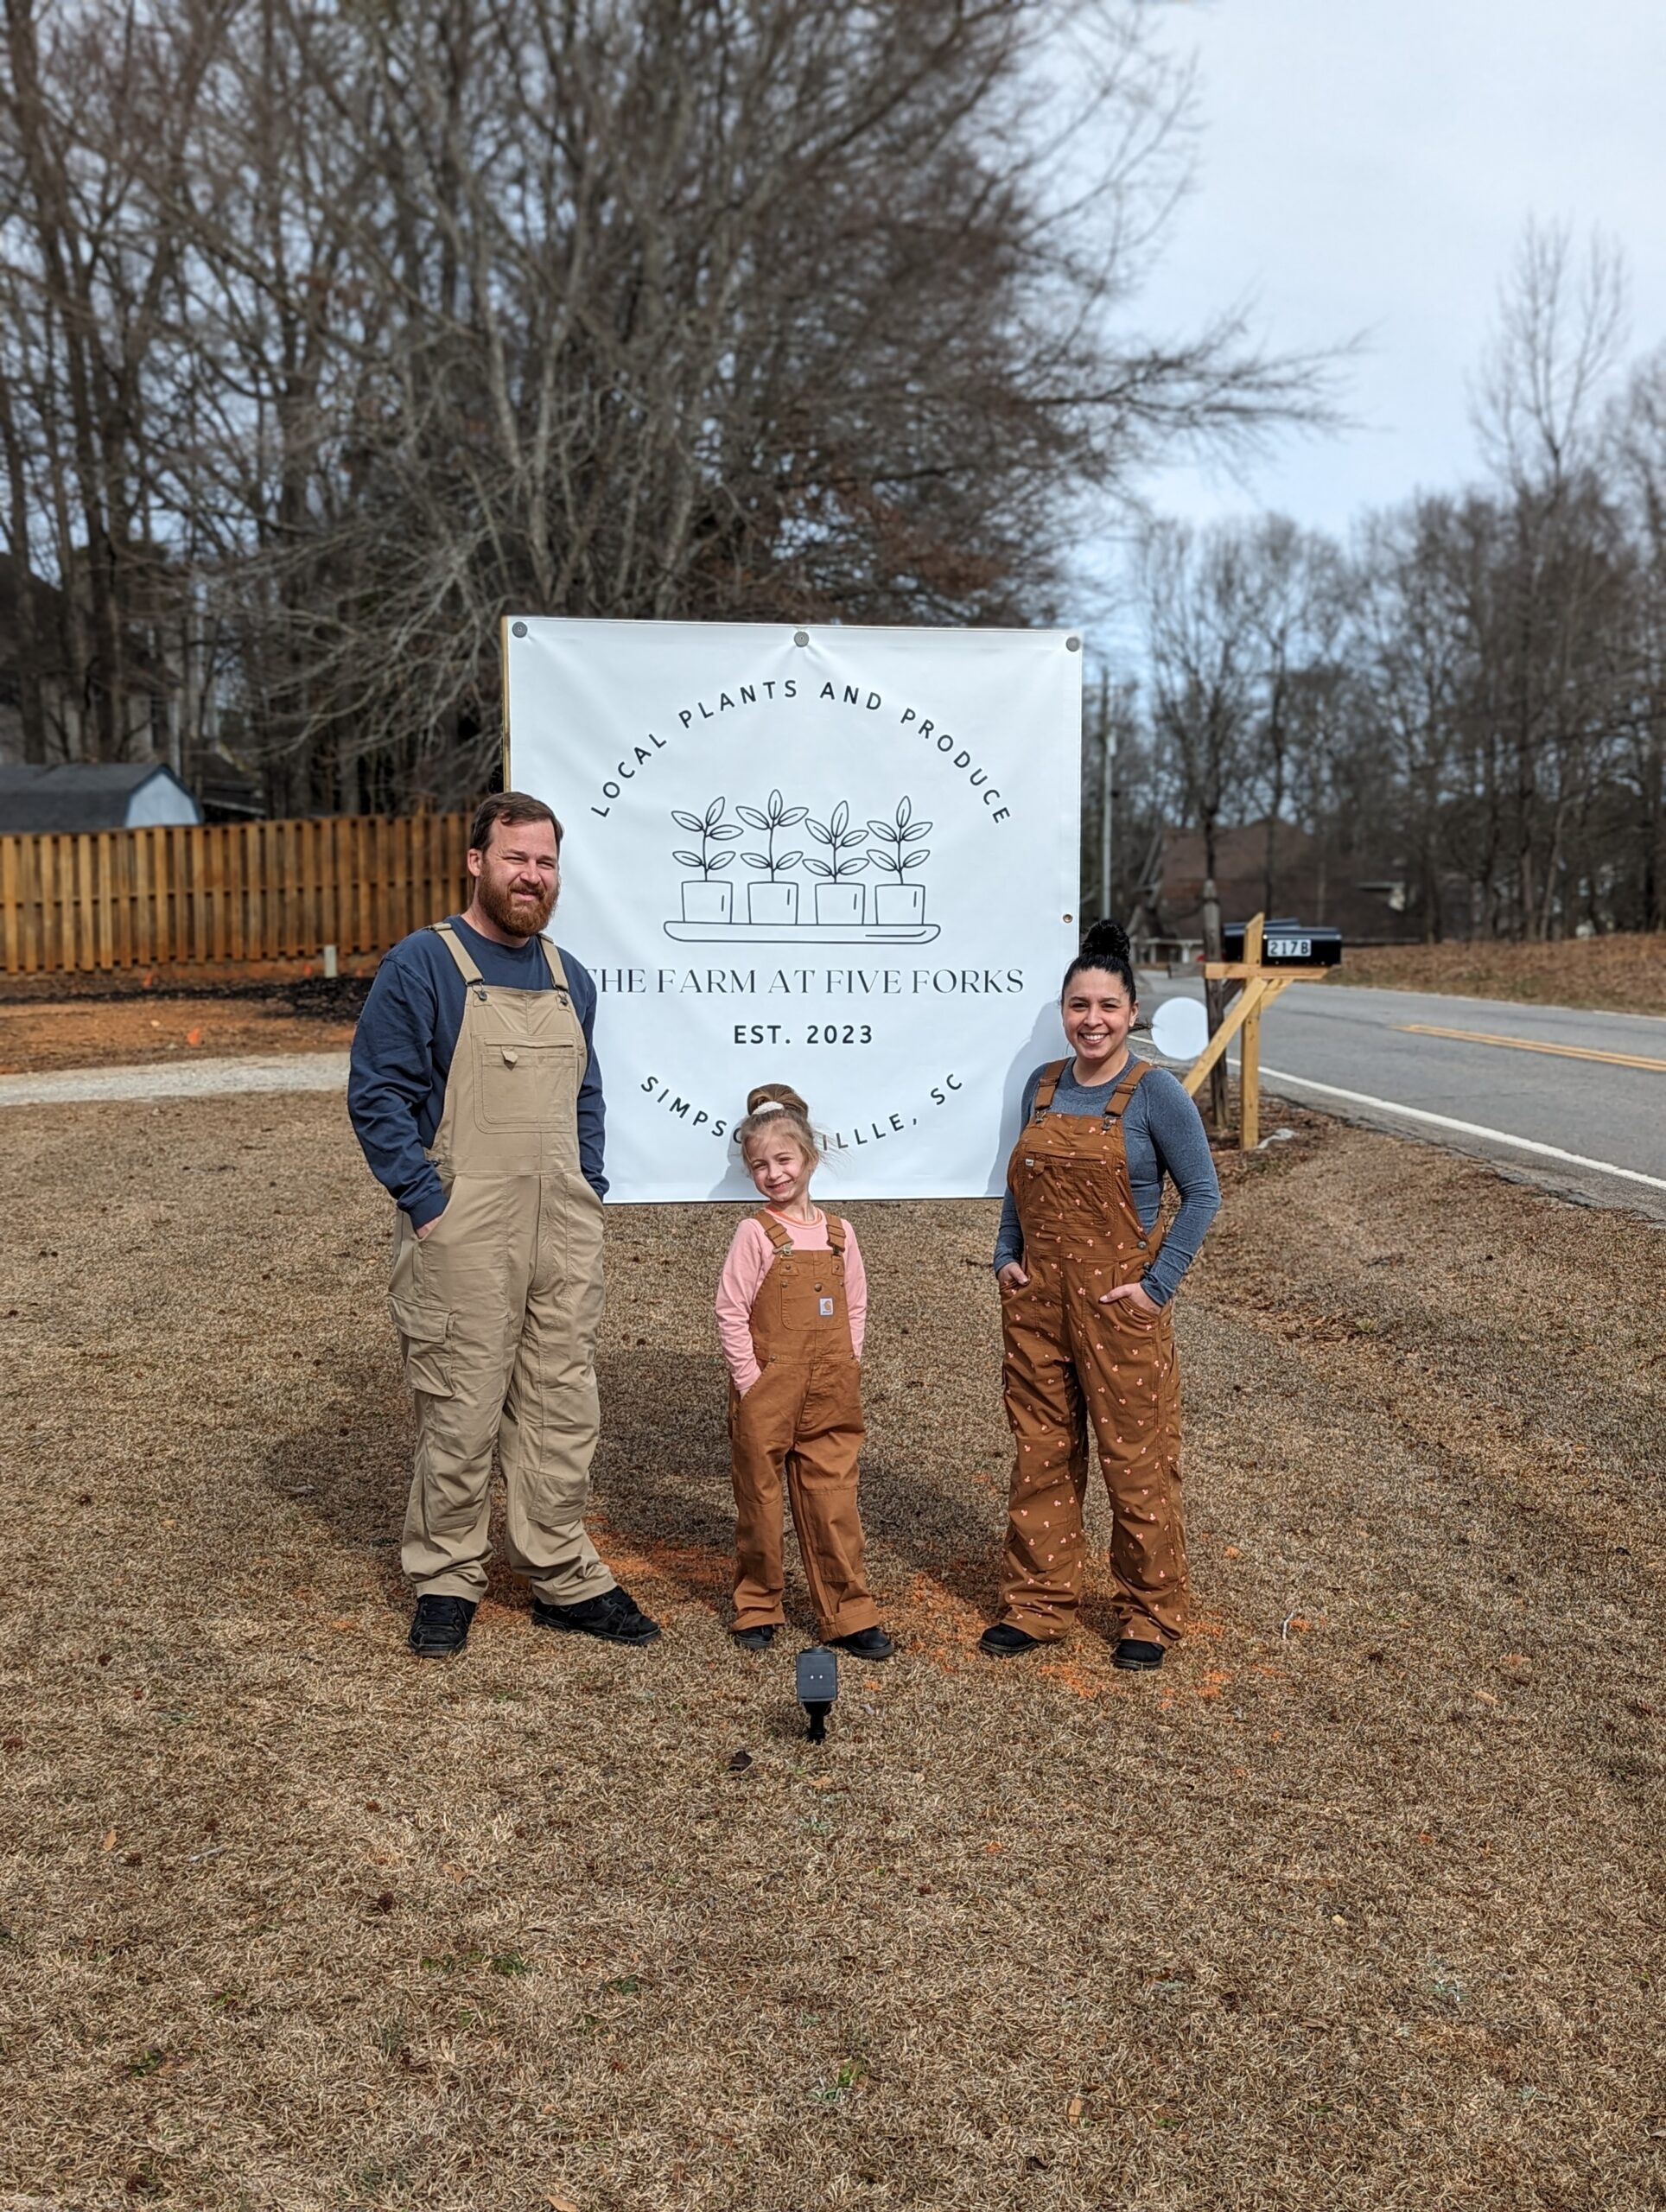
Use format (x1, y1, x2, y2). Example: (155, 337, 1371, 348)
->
(1223, 918, 1342, 969)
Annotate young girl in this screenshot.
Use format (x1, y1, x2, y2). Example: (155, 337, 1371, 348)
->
(715, 1084, 893, 1659)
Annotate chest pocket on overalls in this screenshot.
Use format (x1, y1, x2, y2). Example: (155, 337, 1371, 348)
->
(779, 1258, 836, 1332)
(1024, 1148, 1110, 1203)
(473, 1039, 575, 1131)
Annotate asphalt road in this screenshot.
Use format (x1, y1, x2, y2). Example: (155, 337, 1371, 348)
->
(4, 984, 1662, 1223)
(1142, 976, 1666, 1222)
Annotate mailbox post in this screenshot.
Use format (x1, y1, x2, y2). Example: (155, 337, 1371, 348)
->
(1182, 913, 1342, 1148)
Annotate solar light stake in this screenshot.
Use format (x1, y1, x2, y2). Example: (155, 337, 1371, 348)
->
(796, 1645, 838, 1744)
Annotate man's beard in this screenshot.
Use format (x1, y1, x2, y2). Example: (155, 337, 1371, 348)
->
(477, 870, 556, 938)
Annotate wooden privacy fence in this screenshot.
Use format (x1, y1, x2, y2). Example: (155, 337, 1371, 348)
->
(0, 813, 472, 975)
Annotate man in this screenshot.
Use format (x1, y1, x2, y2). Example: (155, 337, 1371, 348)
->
(348, 791, 660, 1657)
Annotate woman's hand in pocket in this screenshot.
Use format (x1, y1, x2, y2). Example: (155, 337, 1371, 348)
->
(996, 1262, 1030, 1292)
(1100, 1280, 1160, 1316)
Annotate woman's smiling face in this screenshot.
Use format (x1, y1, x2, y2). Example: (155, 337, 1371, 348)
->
(1061, 966, 1136, 1076)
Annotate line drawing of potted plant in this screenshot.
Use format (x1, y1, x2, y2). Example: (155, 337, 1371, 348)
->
(867, 796, 932, 925)
(671, 797, 741, 924)
(805, 799, 869, 925)
(736, 787, 807, 925)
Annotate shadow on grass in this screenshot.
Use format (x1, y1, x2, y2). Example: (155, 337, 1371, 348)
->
(258, 1353, 411, 1605)
(265, 1343, 1087, 1643)
(593, 1348, 1039, 1640)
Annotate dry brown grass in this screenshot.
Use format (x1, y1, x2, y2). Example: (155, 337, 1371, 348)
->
(0, 1088, 1663, 2209)
(1324, 933, 1666, 1016)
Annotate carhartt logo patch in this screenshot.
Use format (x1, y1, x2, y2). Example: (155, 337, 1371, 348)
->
(818, 1297, 836, 1318)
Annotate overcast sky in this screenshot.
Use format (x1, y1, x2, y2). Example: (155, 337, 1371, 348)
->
(1126, 0, 1666, 540)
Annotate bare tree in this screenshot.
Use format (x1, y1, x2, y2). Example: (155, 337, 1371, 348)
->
(1138, 518, 1258, 887)
(0, 0, 1337, 805)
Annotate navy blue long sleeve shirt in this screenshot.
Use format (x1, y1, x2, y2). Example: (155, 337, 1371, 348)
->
(347, 915, 606, 1229)
(993, 1057, 1219, 1305)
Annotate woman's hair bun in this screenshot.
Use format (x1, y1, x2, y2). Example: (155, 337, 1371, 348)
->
(746, 1081, 809, 1120)
(1079, 918, 1131, 964)
(1061, 914, 1137, 1000)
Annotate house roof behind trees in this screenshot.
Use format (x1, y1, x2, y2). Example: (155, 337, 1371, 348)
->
(1154, 821, 1417, 946)
(0, 763, 202, 833)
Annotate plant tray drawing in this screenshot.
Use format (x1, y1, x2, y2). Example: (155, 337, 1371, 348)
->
(664, 919, 941, 944)
(665, 791, 940, 944)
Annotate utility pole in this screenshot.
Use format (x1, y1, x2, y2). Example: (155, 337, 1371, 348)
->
(1200, 874, 1229, 1137)
(1097, 671, 1113, 923)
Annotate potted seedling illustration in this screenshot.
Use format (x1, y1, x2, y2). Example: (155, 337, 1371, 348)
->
(662, 785, 940, 942)
(867, 796, 932, 925)
(737, 787, 807, 924)
(671, 798, 741, 923)
(805, 799, 868, 925)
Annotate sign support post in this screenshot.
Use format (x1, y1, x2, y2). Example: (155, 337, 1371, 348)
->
(1183, 912, 1296, 1149)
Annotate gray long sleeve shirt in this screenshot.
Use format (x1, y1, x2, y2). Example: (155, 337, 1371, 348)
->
(992, 1057, 1221, 1306)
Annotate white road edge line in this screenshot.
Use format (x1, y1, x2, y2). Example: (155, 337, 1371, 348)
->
(1256, 1064, 1666, 1193)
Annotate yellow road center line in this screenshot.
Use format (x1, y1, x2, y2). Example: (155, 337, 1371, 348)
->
(1394, 1023, 1666, 1073)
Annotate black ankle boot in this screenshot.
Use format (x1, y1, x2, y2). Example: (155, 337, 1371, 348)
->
(831, 1626, 894, 1661)
(531, 1586, 662, 1645)
(978, 1622, 1041, 1658)
(409, 1594, 476, 1658)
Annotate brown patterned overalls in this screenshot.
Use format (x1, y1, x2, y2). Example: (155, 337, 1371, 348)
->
(997, 1058, 1186, 1645)
(728, 1211, 880, 1641)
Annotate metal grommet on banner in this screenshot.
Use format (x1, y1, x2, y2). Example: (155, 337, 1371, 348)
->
(793, 630, 809, 646)
(512, 620, 528, 637)
(1065, 635, 1081, 652)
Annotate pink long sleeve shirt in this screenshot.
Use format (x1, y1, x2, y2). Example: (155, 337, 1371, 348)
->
(715, 1208, 868, 1395)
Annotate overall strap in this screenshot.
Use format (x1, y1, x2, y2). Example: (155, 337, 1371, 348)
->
(538, 936, 571, 995)
(1101, 1057, 1154, 1124)
(753, 1209, 795, 1252)
(824, 1215, 847, 1255)
(430, 920, 484, 987)
(1030, 1061, 1069, 1117)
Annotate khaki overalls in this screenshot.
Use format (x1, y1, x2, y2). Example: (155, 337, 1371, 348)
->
(728, 1212, 880, 1641)
(997, 1058, 1186, 1646)
(387, 922, 613, 1607)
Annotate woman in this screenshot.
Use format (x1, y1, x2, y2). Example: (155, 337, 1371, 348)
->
(982, 919, 1220, 1670)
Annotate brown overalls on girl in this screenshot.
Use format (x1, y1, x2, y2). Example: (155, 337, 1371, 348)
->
(728, 1213, 881, 1641)
(997, 1059, 1187, 1646)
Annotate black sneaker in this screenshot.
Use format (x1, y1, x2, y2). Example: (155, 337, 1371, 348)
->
(409, 1594, 476, 1658)
(831, 1626, 894, 1661)
(979, 1621, 1041, 1658)
(531, 1586, 662, 1646)
(733, 1624, 777, 1652)
(1113, 1637, 1165, 1671)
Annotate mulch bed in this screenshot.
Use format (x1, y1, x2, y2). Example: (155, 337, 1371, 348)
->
(0, 988, 364, 1076)
(1323, 932, 1666, 1016)
(0, 1093, 1661, 2209)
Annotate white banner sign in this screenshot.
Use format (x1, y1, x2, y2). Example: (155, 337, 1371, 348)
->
(505, 617, 1081, 1201)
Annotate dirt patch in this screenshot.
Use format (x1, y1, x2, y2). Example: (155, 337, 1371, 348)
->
(0, 1099, 1661, 2209)
(1321, 932, 1666, 1015)
(0, 988, 363, 1075)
